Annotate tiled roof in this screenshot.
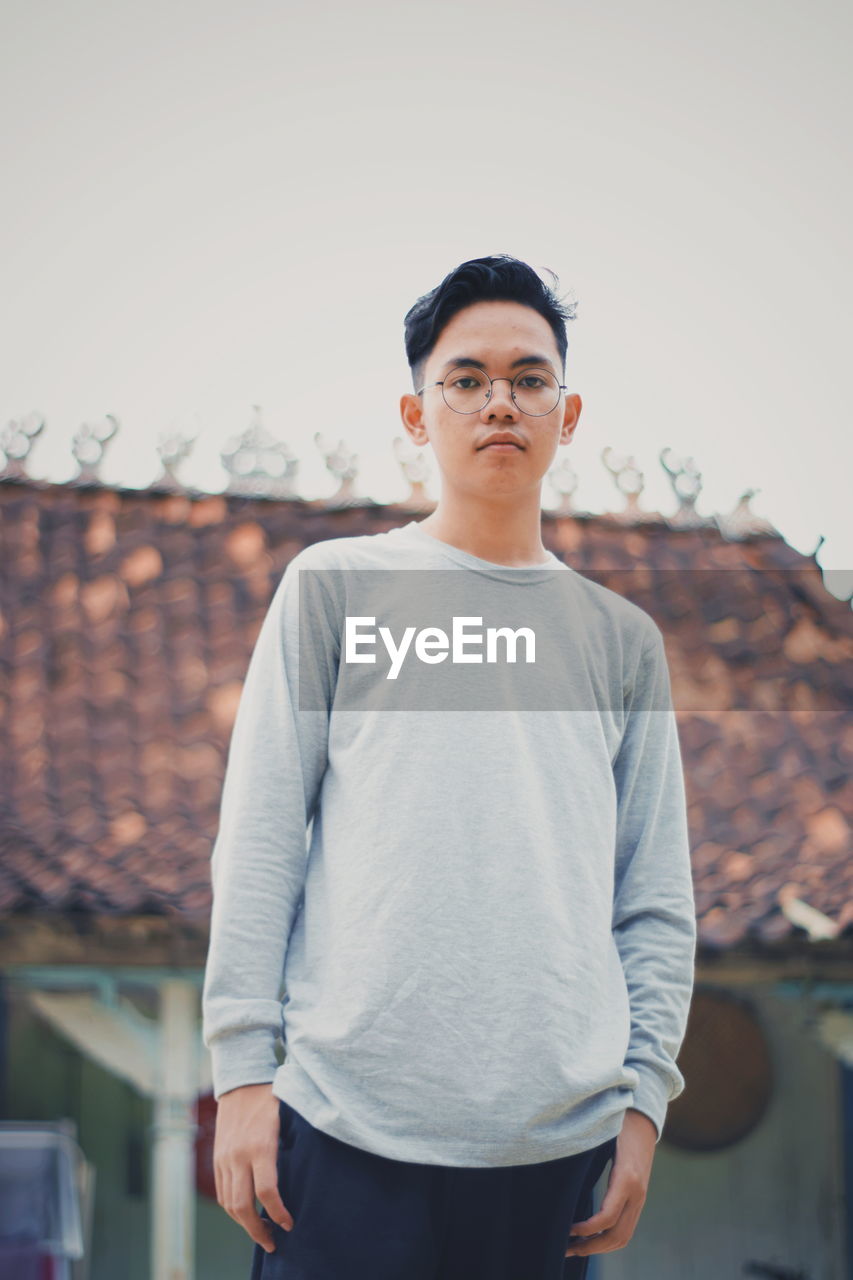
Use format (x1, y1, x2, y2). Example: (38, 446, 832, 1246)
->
(1, 477, 851, 953)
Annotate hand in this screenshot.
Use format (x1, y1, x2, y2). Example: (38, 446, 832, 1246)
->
(213, 1083, 294, 1254)
(564, 1108, 656, 1259)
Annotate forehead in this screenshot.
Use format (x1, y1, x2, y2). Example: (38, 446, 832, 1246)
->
(429, 300, 560, 364)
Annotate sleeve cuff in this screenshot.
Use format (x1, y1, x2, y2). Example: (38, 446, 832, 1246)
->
(623, 1063, 675, 1143)
(208, 1028, 280, 1101)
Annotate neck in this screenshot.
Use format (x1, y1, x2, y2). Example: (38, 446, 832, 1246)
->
(416, 491, 551, 568)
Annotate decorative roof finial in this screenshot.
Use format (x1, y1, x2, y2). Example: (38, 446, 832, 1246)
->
(392, 437, 434, 510)
(151, 420, 199, 492)
(221, 405, 299, 499)
(659, 447, 715, 528)
(546, 455, 580, 516)
(601, 446, 659, 521)
(715, 488, 781, 540)
(0, 411, 45, 480)
(71, 414, 119, 484)
(315, 432, 374, 507)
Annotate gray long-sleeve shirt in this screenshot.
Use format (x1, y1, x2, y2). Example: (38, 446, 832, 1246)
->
(201, 519, 697, 1166)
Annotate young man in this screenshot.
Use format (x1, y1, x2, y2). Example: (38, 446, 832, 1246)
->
(202, 253, 697, 1279)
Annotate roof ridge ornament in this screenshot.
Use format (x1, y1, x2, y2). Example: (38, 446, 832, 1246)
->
(71, 414, 120, 484)
(315, 431, 376, 508)
(715, 487, 781, 540)
(0, 410, 45, 480)
(546, 455, 580, 516)
(392, 437, 434, 510)
(150, 421, 199, 492)
(659, 447, 716, 528)
(220, 405, 299, 499)
(601, 445, 661, 522)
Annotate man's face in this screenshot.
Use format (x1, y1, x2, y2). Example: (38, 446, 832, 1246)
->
(400, 300, 581, 499)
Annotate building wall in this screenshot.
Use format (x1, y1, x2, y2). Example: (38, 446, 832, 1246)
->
(600, 982, 847, 1280)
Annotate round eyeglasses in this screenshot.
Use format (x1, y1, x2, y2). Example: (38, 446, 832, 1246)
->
(416, 366, 567, 417)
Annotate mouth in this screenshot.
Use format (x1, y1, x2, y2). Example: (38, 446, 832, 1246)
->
(478, 441, 524, 451)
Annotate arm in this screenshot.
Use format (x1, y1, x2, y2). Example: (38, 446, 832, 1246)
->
(201, 554, 338, 1099)
(610, 624, 697, 1143)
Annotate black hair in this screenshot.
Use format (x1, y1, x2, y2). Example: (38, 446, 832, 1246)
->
(403, 253, 577, 392)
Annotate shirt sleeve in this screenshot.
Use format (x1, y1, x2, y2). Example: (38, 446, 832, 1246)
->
(611, 623, 697, 1142)
(201, 553, 339, 1099)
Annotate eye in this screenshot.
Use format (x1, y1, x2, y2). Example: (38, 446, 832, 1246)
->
(451, 376, 480, 390)
(517, 375, 546, 389)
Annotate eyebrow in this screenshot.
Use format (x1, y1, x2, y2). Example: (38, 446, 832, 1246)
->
(441, 354, 556, 373)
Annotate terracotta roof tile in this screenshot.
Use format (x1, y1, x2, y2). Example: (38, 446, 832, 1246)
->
(1, 477, 851, 953)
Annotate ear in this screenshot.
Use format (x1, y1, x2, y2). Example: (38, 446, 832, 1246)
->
(559, 393, 582, 445)
(399, 392, 431, 447)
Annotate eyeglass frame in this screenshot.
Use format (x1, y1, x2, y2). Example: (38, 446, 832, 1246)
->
(415, 367, 568, 417)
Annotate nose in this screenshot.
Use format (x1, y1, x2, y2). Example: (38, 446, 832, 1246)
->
(481, 377, 518, 418)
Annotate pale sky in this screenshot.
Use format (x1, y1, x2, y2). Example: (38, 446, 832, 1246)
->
(2, 0, 851, 600)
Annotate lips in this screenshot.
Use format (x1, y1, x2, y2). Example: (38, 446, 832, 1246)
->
(478, 437, 524, 450)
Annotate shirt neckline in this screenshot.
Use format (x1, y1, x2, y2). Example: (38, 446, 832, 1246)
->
(398, 520, 571, 583)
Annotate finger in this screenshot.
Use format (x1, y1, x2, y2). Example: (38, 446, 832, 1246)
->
(255, 1159, 294, 1232)
(227, 1165, 277, 1254)
(569, 1185, 627, 1235)
(239, 1205, 277, 1255)
(566, 1199, 640, 1257)
(565, 1229, 613, 1257)
(569, 1207, 620, 1234)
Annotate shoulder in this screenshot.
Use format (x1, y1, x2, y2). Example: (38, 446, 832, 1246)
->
(284, 527, 410, 575)
(566, 568, 661, 653)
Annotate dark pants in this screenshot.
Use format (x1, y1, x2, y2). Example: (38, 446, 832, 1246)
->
(250, 1098, 618, 1280)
